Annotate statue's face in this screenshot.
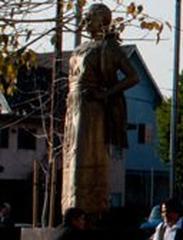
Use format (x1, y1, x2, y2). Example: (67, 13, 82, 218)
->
(85, 10, 103, 36)
(83, 4, 111, 38)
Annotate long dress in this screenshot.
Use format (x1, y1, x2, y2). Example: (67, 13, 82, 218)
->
(62, 39, 127, 214)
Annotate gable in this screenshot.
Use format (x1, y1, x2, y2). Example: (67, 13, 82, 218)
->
(123, 45, 163, 107)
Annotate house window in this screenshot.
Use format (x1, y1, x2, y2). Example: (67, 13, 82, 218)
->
(17, 128, 36, 150)
(138, 124, 145, 144)
(138, 123, 152, 144)
(0, 128, 9, 148)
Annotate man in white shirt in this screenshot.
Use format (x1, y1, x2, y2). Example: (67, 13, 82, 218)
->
(152, 198, 183, 240)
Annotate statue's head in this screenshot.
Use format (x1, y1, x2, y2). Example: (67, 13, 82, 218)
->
(84, 4, 112, 38)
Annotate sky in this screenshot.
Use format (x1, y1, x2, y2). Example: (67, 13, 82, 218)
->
(28, 0, 183, 98)
(126, 0, 183, 98)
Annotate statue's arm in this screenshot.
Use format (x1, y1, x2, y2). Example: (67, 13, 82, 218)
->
(106, 46, 139, 96)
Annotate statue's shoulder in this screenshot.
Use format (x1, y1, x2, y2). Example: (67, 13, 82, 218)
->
(102, 33, 124, 56)
(102, 33, 122, 52)
(72, 41, 93, 55)
(104, 32, 120, 43)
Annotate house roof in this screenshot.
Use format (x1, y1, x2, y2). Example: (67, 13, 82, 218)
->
(122, 44, 163, 102)
(0, 113, 43, 128)
(36, 51, 72, 73)
(3, 44, 162, 118)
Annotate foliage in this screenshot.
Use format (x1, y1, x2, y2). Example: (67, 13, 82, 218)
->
(111, 1, 164, 43)
(0, 0, 170, 95)
(156, 98, 171, 163)
(156, 71, 183, 193)
(0, 1, 45, 95)
(0, 48, 37, 95)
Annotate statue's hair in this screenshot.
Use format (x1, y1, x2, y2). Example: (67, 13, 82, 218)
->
(88, 3, 112, 26)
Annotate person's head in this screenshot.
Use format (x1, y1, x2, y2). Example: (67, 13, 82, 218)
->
(0, 202, 11, 217)
(63, 207, 86, 230)
(161, 198, 182, 226)
(83, 3, 112, 39)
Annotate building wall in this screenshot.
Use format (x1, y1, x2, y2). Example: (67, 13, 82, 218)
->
(126, 52, 167, 171)
(0, 124, 47, 180)
(108, 50, 169, 208)
(124, 52, 169, 207)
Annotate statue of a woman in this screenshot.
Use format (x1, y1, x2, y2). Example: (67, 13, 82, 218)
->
(62, 3, 139, 214)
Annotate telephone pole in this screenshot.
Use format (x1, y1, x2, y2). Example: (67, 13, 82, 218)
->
(169, 0, 181, 198)
(48, 0, 64, 227)
(75, 0, 83, 46)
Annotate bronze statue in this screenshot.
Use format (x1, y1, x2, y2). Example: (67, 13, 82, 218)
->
(62, 3, 139, 214)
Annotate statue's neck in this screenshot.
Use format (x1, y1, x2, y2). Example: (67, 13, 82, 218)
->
(90, 31, 105, 41)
